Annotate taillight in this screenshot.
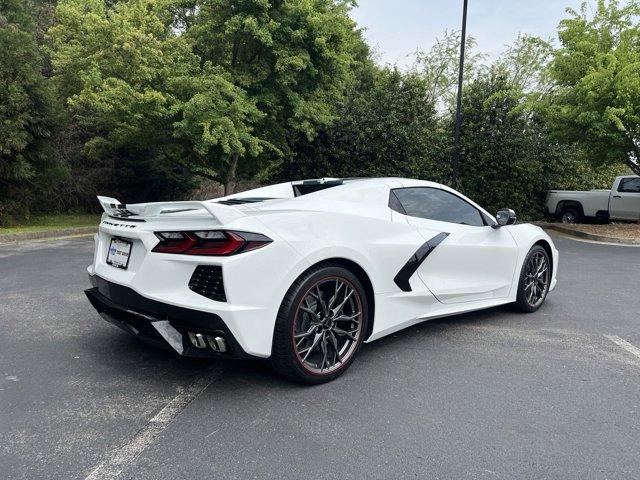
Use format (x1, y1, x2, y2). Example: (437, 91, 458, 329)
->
(152, 231, 272, 256)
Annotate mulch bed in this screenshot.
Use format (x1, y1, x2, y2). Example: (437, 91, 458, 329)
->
(542, 222, 640, 244)
(564, 223, 640, 241)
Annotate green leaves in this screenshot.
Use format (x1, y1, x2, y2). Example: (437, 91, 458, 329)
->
(47, 0, 203, 200)
(0, 0, 62, 223)
(544, 0, 640, 174)
(170, 69, 268, 160)
(6, 0, 635, 225)
(280, 67, 448, 182)
(46, 0, 365, 196)
(188, 0, 364, 184)
(457, 72, 551, 218)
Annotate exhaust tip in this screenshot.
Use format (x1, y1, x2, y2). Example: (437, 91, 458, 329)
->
(206, 334, 228, 353)
(187, 331, 228, 353)
(188, 331, 208, 349)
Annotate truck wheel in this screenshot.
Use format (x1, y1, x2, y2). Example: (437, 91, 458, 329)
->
(560, 208, 580, 224)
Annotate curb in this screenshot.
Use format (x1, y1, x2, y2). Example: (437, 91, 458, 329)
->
(0, 226, 97, 245)
(537, 223, 640, 246)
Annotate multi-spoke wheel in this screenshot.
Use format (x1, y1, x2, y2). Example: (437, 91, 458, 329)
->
(514, 245, 551, 313)
(270, 264, 368, 384)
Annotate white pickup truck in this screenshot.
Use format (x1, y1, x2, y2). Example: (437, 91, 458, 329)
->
(546, 175, 640, 223)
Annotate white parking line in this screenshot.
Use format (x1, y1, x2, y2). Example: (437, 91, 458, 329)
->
(84, 371, 219, 480)
(604, 335, 640, 362)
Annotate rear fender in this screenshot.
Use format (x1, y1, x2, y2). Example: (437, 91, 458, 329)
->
(555, 200, 584, 217)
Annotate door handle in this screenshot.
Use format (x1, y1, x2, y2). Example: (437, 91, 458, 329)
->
(613, 195, 622, 198)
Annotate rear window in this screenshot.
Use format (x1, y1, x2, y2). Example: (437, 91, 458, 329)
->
(618, 177, 640, 193)
(293, 180, 345, 197)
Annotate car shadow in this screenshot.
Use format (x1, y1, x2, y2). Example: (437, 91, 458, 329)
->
(87, 303, 524, 389)
(359, 304, 518, 358)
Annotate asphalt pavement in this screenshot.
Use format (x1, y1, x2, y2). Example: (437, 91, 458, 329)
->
(1, 233, 639, 479)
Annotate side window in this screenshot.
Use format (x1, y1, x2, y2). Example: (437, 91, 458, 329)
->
(391, 187, 485, 227)
(618, 177, 640, 193)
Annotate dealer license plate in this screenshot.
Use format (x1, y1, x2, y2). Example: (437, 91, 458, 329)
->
(106, 238, 132, 270)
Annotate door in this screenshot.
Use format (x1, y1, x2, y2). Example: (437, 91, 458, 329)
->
(391, 187, 520, 304)
(610, 177, 640, 221)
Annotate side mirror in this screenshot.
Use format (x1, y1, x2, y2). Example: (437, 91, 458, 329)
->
(494, 208, 517, 228)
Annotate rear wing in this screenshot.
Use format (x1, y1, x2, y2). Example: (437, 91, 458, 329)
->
(97, 196, 246, 225)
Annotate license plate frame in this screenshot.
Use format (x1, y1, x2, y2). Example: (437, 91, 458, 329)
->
(106, 237, 133, 270)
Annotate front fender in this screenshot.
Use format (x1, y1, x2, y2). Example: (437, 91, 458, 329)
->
(506, 224, 559, 293)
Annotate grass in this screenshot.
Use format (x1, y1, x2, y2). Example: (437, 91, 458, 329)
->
(0, 213, 100, 235)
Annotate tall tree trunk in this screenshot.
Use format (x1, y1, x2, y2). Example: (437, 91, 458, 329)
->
(628, 147, 640, 176)
(224, 153, 239, 196)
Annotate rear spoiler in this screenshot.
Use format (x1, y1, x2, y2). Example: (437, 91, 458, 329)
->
(97, 196, 246, 224)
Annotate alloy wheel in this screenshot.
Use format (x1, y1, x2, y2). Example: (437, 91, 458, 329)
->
(523, 251, 549, 307)
(292, 277, 363, 375)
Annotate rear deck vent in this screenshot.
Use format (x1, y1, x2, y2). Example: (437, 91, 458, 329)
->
(217, 197, 274, 205)
(188, 266, 226, 302)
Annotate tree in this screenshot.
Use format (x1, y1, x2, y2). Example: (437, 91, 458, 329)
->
(544, 0, 640, 175)
(494, 34, 554, 94)
(412, 30, 486, 111)
(170, 67, 269, 186)
(278, 68, 449, 182)
(0, 0, 62, 223)
(186, 0, 365, 193)
(49, 0, 266, 202)
(458, 71, 569, 218)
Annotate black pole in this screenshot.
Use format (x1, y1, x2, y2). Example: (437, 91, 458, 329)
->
(452, 0, 468, 186)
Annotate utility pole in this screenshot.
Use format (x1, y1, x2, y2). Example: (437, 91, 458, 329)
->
(452, 0, 468, 187)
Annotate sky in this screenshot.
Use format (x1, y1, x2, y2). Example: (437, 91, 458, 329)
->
(350, 0, 587, 68)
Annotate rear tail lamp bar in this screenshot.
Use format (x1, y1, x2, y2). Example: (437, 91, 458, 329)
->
(152, 230, 272, 256)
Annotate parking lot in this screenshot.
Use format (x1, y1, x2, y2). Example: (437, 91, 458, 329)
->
(1, 233, 639, 479)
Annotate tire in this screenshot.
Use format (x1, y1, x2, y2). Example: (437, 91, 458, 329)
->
(560, 208, 581, 224)
(514, 245, 551, 313)
(270, 264, 369, 384)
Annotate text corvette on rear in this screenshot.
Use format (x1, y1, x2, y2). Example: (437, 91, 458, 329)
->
(86, 178, 559, 383)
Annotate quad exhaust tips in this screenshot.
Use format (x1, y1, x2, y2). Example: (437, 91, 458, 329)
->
(188, 331, 228, 353)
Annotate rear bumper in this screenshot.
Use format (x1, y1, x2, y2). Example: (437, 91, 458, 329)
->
(85, 274, 256, 359)
(90, 218, 309, 357)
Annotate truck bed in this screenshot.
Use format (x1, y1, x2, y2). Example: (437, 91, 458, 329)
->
(546, 189, 611, 217)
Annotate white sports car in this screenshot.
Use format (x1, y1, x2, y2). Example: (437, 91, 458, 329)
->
(86, 178, 558, 383)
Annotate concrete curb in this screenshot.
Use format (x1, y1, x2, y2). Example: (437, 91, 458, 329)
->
(0, 226, 97, 245)
(536, 223, 640, 246)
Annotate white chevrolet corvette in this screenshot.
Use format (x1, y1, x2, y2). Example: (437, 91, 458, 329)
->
(86, 178, 558, 383)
